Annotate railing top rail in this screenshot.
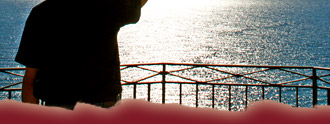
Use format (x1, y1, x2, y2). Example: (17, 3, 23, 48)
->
(314, 67, 330, 71)
(121, 63, 321, 69)
(0, 63, 328, 70)
(0, 67, 25, 71)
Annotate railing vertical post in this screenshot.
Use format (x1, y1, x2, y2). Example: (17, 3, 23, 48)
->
(296, 87, 299, 107)
(147, 83, 151, 102)
(245, 86, 248, 109)
(195, 83, 199, 108)
(162, 64, 166, 104)
(228, 85, 231, 111)
(212, 84, 215, 109)
(262, 86, 265, 100)
(312, 68, 318, 106)
(328, 89, 330, 105)
(133, 83, 137, 99)
(179, 83, 182, 105)
(8, 91, 12, 100)
(279, 87, 282, 103)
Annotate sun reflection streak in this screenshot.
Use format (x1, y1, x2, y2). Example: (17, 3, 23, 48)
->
(117, 0, 330, 109)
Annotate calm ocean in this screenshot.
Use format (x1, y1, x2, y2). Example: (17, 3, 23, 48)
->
(1, 0, 329, 67)
(0, 0, 329, 110)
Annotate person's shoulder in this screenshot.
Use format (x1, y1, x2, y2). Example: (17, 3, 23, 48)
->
(31, 0, 50, 12)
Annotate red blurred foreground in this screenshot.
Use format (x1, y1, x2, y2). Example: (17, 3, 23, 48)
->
(1, 99, 330, 124)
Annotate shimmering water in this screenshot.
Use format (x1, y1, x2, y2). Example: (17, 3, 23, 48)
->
(0, 0, 329, 110)
(118, 0, 330, 67)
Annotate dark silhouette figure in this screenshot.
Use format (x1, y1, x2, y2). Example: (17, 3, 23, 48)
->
(15, 0, 148, 109)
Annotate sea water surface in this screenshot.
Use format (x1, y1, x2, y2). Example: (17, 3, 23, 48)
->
(0, 0, 329, 110)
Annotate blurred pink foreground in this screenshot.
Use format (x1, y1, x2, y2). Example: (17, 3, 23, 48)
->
(1, 99, 330, 124)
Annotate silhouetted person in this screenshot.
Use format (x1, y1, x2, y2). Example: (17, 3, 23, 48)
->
(15, 0, 148, 110)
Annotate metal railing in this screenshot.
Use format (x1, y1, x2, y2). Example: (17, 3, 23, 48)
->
(0, 67, 24, 100)
(1, 63, 330, 111)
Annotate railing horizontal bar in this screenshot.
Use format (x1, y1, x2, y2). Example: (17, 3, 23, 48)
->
(319, 74, 330, 78)
(121, 81, 163, 84)
(314, 67, 330, 71)
(121, 80, 128, 83)
(241, 68, 271, 76)
(121, 63, 164, 66)
(3, 85, 325, 92)
(318, 86, 330, 90)
(135, 72, 161, 82)
(0, 88, 22, 91)
(241, 76, 273, 85)
(0, 68, 25, 71)
(136, 66, 160, 73)
(119, 66, 129, 70)
(319, 78, 330, 85)
(167, 66, 195, 73)
(121, 63, 316, 69)
(121, 81, 316, 88)
(1, 63, 328, 71)
(206, 66, 238, 75)
(279, 68, 311, 77)
(167, 73, 198, 82)
(0, 82, 23, 90)
(277, 78, 310, 85)
(0, 70, 24, 77)
(207, 75, 235, 82)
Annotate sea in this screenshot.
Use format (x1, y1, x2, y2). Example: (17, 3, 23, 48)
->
(0, 0, 329, 110)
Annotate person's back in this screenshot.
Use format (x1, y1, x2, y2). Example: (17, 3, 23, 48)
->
(16, 0, 146, 109)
